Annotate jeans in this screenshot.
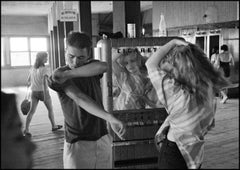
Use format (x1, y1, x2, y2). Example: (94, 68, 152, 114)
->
(158, 138, 188, 169)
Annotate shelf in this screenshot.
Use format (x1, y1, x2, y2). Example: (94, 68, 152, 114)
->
(153, 20, 239, 33)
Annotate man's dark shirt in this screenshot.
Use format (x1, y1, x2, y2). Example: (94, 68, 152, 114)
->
(48, 61, 108, 143)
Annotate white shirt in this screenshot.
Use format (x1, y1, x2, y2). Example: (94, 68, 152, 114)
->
(30, 66, 49, 91)
(210, 53, 219, 68)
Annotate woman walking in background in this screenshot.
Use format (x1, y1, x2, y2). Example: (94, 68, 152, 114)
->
(23, 52, 62, 137)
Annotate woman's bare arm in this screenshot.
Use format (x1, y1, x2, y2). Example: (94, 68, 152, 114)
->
(43, 75, 50, 101)
(27, 73, 31, 87)
(229, 53, 235, 66)
(145, 39, 188, 69)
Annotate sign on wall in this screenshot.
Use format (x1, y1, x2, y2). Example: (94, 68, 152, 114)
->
(60, 10, 77, 22)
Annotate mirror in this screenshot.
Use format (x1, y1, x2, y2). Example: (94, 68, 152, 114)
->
(111, 46, 164, 111)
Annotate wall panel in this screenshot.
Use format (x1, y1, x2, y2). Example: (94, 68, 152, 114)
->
(152, 1, 238, 30)
(1, 15, 48, 36)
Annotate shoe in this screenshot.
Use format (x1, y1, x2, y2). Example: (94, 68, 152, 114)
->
(23, 130, 32, 138)
(220, 96, 228, 104)
(52, 125, 63, 131)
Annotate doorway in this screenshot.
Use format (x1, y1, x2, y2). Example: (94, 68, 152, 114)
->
(196, 36, 205, 51)
(209, 35, 220, 60)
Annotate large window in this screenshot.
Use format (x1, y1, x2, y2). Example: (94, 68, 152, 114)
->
(10, 37, 29, 66)
(9, 36, 48, 66)
(30, 37, 48, 66)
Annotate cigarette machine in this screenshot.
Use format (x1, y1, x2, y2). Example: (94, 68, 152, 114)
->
(97, 37, 183, 169)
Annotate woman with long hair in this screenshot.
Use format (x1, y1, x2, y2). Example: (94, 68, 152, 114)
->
(146, 39, 230, 169)
(23, 52, 62, 137)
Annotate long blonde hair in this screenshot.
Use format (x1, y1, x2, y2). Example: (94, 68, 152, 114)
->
(164, 43, 229, 105)
(34, 52, 48, 69)
(118, 48, 147, 74)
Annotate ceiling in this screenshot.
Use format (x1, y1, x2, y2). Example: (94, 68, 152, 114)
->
(1, 1, 153, 16)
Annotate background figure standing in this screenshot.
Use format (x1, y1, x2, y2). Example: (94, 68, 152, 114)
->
(1, 92, 36, 169)
(146, 39, 230, 169)
(210, 46, 219, 69)
(218, 44, 235, 103)
(48, 32, 125, 169)
(23, 52, 62, 137)
(112, 48, 161, 110)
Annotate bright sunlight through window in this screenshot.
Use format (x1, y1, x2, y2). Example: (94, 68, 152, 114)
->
(9, 37, 48, 66)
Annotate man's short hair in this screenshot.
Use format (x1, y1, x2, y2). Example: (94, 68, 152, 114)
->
(66, 31, 92, 53)
(221, 44, 228, 51)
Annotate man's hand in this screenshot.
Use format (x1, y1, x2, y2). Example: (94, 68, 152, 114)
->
(109, 118, 126, 140)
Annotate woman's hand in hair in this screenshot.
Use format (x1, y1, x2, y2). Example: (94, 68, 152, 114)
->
(172, 39, 189, 46)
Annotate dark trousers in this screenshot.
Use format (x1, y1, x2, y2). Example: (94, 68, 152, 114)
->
(158, 138, 188, 169)
(220, 61, 230, 78)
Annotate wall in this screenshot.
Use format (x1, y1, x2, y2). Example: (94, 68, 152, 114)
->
(1, 15, 49, 87)
(1, 15, 48, 36)
(152, 1, 238, 30)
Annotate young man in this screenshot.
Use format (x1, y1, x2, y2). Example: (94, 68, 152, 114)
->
(48, 32, 125, 168)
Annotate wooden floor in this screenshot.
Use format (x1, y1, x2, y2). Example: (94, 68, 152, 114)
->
(2, 87, 239, 169)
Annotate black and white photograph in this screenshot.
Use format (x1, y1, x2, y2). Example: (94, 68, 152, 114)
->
(1, 1, 239, 169)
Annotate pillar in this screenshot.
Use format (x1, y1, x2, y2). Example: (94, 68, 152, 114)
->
(78, 1, 92, 39)
(113, 1, 141, 37)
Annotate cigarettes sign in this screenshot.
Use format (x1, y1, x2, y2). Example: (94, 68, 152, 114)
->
(60, 10, 77, 22)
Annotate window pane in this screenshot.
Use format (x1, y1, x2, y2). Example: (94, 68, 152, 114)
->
(11, 52, 30, 66)
(30, 38, 47, 51)
(30, 52, 49, 66)
(1, 38, 4, 66)
(30, 52, 37, 66)
(10, 37, 28, 51)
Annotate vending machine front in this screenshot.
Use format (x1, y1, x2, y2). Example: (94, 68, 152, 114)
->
(97, 37, 184, 169)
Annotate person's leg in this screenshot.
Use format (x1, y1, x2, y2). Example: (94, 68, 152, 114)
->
(43, 92, 59, 129)
(96, 134, 113, 169)
(220, 63, 230, 104)
(220, 89, 228, 103)
(24, 94, 39, 135)
(63, 140, 97, 168)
